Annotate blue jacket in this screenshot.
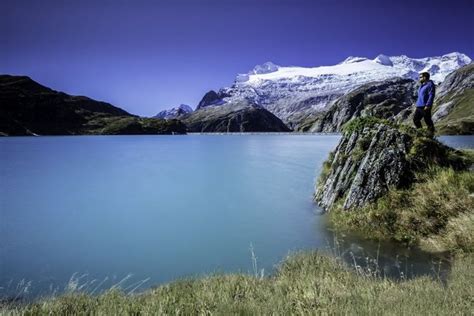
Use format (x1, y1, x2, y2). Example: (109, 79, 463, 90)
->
(416, 80, 435, 107)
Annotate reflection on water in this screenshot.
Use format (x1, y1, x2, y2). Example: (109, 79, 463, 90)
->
(437, 135, 474, 149)
(322, 229, 452, 284)
(312, 134, 473, 284)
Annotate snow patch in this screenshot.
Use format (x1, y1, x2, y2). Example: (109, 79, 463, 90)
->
(374, 54, 393, 66)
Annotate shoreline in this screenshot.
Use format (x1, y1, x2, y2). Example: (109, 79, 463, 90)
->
(3, 133, 474, 138)
(2, 250, 472, 314)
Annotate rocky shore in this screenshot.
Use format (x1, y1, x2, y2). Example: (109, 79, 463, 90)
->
(314, 117, 474, 250)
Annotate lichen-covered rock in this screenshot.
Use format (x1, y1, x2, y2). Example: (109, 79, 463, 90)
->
(314, 117, 469, 212)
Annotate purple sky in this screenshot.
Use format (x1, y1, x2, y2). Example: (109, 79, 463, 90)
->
(1, 0, 473, 116)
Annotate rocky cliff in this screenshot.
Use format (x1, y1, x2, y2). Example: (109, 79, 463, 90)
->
(0, 75, 187, 136)
(302, 78, 417, 132)
(432, 63, 474, 134)
(314, 117, 469, 212)
(195, 90, 229, 110)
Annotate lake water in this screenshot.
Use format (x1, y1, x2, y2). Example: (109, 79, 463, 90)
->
(1, 134, 473, 301)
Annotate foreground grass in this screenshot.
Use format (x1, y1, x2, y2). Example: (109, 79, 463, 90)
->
(329, 166, 474, 252)
(1, 251, 473, 315)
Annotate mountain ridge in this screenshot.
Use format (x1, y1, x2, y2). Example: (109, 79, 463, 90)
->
(191, 52, 470, 128)
(0, 75, 187, 136)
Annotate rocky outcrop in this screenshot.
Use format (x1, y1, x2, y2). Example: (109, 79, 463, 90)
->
(305, 78, 417, 132)
(314, 117, 468, 212)
(181, 101, 291, 132)
(0, 75, 187, 136)
(195, 90, 229, 110)
(436, 63, 474, 100)
(432, 63, 474, 134)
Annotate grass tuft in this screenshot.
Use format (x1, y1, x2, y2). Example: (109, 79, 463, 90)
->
(328, 166, 474, 251)
(2, 251, 473, 315)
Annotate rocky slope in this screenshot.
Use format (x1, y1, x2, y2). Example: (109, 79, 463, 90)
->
(197, 53, 471, 128)
(432, 63, 474, 134)
(180, 101, 291, 132)
(196, 90, 229, 110)
(301, 78, 417, 132)
(300, 63, 474, 134)
(0, 75, 186, 136)
(314, 117, 469, 212)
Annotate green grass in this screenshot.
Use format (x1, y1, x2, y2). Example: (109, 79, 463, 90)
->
(97, 117, 186, 135)
(328, 166, 474, 252)
(316, 150, 335, 190)
(2, 251, 474, 315)
(321, 118, 474, 252)
(341, 116, 392, 134)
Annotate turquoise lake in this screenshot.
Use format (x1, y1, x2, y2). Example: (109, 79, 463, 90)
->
(0, 134, 472, 300)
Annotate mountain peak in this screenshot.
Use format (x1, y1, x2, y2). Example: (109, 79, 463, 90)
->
(339, 56, 369, 64)
(440, 52, 472, 64)
(251, 61, 280, 74)
(177, 104, 193, 112)
(373, 54, 393, 66)
(154, 104, 193, 119)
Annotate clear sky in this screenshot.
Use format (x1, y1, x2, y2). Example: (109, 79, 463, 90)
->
(1, 0, 473, 116)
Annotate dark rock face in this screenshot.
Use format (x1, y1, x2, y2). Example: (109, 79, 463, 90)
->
(432, 64, 474, 134)
(0, 75, 186, 135)
(314, 118, 467, 212)
(315, 121, 412, 211)
(181, 101, 291, 132)
(437, 63, 474, 99)
(196, 90, 230, 110)
(310, 78, 417, 132)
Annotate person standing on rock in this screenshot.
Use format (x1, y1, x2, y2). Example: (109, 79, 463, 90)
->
(413, 72, 436, 134)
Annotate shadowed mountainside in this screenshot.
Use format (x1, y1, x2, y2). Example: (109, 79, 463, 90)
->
(0, 75, 186, 136)
(181, 101, 291, 132)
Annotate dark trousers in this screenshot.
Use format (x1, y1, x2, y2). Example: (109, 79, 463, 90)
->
(413, 107, 435, 131)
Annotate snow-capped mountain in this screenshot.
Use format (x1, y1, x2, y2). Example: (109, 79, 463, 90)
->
(154, 104, 193, 119)
(203, 52, 471, 126)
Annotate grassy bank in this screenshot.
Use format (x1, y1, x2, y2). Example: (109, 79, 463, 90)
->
(317, 116, 474, 253)
(328, 157, 474, 253)
(1, 250, 473, 315)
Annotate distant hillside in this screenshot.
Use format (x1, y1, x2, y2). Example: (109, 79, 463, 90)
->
(180, 101, 291, 132)
(0, 75, 186, 136)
